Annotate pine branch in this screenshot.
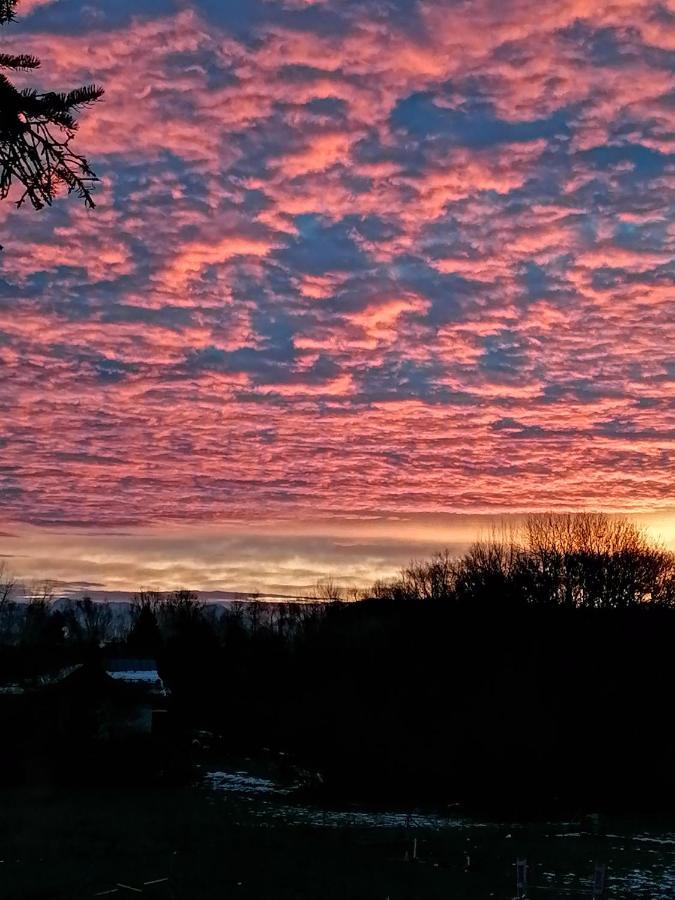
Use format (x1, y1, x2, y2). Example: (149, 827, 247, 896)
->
(0, 0, 17, 26)
(63, 84, 105, 107)
(0, 52, 40, 70)
(0, 0, 103, 222)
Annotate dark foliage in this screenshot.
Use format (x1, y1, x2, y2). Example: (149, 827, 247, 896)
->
(0, 0, 103, 216)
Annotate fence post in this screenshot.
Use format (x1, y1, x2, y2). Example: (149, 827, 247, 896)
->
(516, 858, 528, 898)
(592, 863, 607, 899)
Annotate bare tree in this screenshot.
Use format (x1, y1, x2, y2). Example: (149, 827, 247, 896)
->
(245, 591, 266, 633)
(373, 513, 675, 610)
(402, 550, 455, 602)
(0, 562, 16, 640)
(157, 588, 205, 638)
(128, 588, 163, 653)
(367, 578, 405, 601)
(521, 513, 674, 608)
(21, 579, 55, 644)
(76, 594, 112, 645)
(314, 577, 344, 603)
(453, 537, 523, 606)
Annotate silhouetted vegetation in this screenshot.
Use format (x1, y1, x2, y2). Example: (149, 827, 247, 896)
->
(0, 0, 102, 219)
(1, 514, 674, 813)
(376, 513, 675, 608)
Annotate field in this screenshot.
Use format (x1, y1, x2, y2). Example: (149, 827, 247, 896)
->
(1, 761, 675, 899)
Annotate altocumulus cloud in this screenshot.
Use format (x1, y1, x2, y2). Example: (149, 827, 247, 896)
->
(0, 0, 673, 542)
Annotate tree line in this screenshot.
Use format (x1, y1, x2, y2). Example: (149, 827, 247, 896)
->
(374, 512, 675, 608)
(1, 513, 675, 812)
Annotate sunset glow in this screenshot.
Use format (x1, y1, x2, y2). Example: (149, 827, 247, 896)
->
(1, 0, 674, 591)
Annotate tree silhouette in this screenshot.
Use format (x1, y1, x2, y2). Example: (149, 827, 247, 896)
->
(313, 577, 344, 602)
(0, 562, 15, 640)
(0, 0, 103, 215)
(76, 595, 112, 645)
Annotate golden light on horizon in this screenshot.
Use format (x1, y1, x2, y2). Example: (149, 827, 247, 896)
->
(2, 509, 674, 596)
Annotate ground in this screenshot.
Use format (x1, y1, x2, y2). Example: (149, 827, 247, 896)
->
(1, 767, 674, 899)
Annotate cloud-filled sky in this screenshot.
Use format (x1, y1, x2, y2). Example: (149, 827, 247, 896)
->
(0, 0, 674, 590)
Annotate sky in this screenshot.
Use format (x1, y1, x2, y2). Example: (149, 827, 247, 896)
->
(0, 0, 674, 593)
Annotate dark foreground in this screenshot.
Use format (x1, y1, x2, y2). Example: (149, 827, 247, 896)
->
(3, 515, 675, 813)
(2, 764, 675, 900)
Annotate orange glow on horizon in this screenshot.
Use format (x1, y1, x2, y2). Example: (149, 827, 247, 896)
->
(2, 511, 674, 595)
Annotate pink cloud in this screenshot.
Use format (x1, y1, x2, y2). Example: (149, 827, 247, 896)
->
(0, 0, 673, 544)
